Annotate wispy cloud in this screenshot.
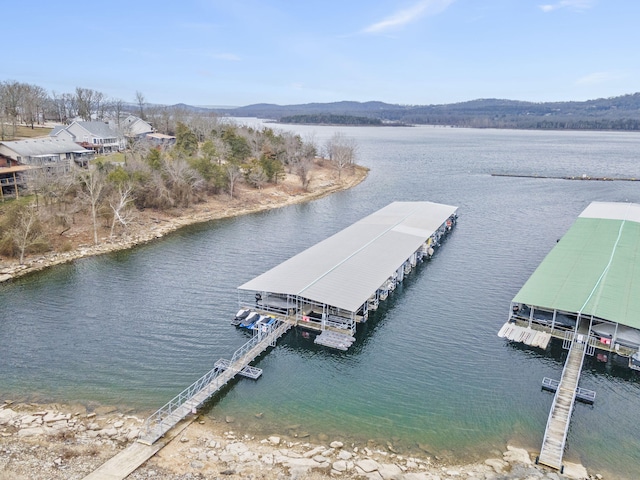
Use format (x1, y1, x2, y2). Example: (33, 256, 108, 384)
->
(575, 71, 619, 85)
(539, 0, 595, 13)
(362, 0, 455, 34)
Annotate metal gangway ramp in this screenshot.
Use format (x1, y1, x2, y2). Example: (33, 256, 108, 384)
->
(537, 326, 592, 471)
(139, 320, 291, 445)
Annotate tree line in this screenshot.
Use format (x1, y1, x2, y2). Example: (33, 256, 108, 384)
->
(1, 79, 219, 140)
(219, 94, 640, 131)
(280, 114, 383, 126)
(0, 114, 357, 263)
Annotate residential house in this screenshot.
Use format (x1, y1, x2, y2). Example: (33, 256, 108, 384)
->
(120, 115, 154, 137)
(52, 121, 125, 153)
(0, 138, 94, 170)
(0, 164, 34, 200)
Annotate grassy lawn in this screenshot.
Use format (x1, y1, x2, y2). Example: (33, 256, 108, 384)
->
(1, 124, 53, 140)
(94, 152, 126, 164)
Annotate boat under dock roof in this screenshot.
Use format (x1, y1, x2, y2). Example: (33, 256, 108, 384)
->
(238, 201, 458, 313)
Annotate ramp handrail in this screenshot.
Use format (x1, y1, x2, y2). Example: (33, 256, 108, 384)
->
(141, 320, 291, 442)
(539, 332, 587, 469)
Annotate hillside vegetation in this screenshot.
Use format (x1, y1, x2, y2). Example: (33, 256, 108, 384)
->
(218, 93, 640, 130)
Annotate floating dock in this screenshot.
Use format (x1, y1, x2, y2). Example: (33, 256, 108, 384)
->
(87, 201, 459, 477)
(500, 201, 640, 472)
(492, 173, 640, 182)
(237, 201, 458, 350)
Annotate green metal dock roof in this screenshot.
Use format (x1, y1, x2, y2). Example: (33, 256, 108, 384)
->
(513, 202, 640, 330)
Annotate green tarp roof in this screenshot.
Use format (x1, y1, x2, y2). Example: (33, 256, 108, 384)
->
(513, 202, 640, 330)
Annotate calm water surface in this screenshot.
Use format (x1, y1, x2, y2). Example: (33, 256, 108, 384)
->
(2, 124, 640, 478)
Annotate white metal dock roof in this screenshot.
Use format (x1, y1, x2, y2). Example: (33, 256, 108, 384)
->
(238, 201, 458, 312)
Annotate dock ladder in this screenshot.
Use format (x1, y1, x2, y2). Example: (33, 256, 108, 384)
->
(139, 320, 291, 445)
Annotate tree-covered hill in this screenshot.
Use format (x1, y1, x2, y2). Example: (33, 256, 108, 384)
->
(215, 93, 640, 131)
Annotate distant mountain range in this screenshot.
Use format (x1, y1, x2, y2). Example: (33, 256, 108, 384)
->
(193, 93, 640, 130)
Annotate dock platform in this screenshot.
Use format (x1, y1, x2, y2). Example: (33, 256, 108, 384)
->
(541, 377, 595, 404)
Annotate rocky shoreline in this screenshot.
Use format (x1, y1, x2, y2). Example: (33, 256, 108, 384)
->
(0, 402, 596, 480)
(0, 165, 368, 284)
(0, 165, 599, 479)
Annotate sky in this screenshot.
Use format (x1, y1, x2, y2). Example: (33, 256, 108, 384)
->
(2, 0, 638, 107)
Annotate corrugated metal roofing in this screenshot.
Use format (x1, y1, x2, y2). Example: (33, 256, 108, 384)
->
(0, 138, 92, 156)
(239, 201, 458, 312)
(513, 202, 640, 330)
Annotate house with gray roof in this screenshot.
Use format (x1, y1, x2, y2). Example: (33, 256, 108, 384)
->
(0, 138, 94, 170)
(53, 121, 125, 153)
(120, 115, 154, 137)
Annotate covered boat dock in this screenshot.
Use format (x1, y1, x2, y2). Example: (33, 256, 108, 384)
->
(499, 201, 640, 471)
(237, 201, 458, 350)
(504, 201, 640, 362)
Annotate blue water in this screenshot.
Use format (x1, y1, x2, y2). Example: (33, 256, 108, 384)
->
(2, 124, 640, 477)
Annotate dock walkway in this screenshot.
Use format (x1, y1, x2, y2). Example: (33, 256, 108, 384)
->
(537, 326, 590, 470)
(82, 420, 192, 480)
(84, 320, 291, 480)
(139, 320, 291, 445)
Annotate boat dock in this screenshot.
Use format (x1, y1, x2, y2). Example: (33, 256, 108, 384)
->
(86, 201, 459, 478)
(500, 202, 640, 472)
(139, 319, 291, 445)
(237, 201, 458, 351)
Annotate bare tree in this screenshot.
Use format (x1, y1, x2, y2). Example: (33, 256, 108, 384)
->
(49, 92, 77, 123)
(93, 91, 107, 121)
(49, 91, 67, 123)
(0, 80, 24, 135)
(22, 84, 48, 128)
(109, 183, 134, 238)
(186, 112, 220, 142)
(109, 98, 126, 129)
(135, 91, 146, 120)
(162, 158, 204, 207)
(4, 202, 48, 265)
(225, 160, 242, 199)
(325, 132, 357, 180)
(77, 168, 106, 245)
(28, 168, 76, 214)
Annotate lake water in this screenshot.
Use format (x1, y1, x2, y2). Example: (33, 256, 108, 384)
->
(2, 123, 640, 477)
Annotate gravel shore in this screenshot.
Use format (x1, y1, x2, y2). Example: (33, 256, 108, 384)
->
(0, 165, 598, 479)
(0, 402, 595, 480)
